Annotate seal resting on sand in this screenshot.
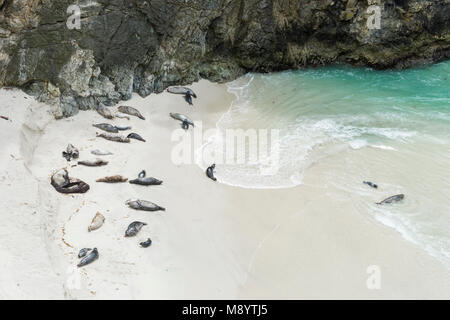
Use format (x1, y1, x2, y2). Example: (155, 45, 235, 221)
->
(78, 159, 108, 167)
(206, 164, 217, 181)
(96, 175, 128, 183)
(129, 177, 163, 186)
(125, 222, 147, 237)
(78, 248, 92, 258)
(51, 169, 90, 194)
(118, 106, 145, 120)
(140, 238, 152, 248)
(127, 133, 146, 142)
(167, 87, 197, 98)
(62, 144, 79, 161)
(77, 248, 99, 267)
(97, 104, 114, 120)
(96, 133, 130, 143)
(376, 194, 405, 205)
(170, 113, 194, 130)
(126, 199, 165, 212)
(88, 212, 105, 232)
(363, 181, 378, 189)
(93, 123, 119, 133)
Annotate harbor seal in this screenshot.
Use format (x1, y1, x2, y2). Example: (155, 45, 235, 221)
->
(97, 133, 131, 143)
(78, 248, 92, 258)
(170, 113, 194, 129)
(88, 212, 105, 232)
(77, 248, 99, 267)
(91, 149, 113, 156)
(125, 221, 147, 237)
(62, 144, 79, 162)
(78, 159, 109, 167)
(363, 181, 378, 189)
(127, 133, 146, 142)
(184, 93, 193, 106)
(96, 175, 128, 183)
(376, 194, 405, 205)
(93, 123, 119, 133)
(206, 164, 217, 181)
(129, 177, 163, 186)
(118, 106, 145, 120)
(97, 104, 114, 120)
(140, 238, 152, 248)
(126, 199, 166, 212)
(138, 170, 146, 178)
(51, 169, 90, 194)
(167, 87, 197, 98)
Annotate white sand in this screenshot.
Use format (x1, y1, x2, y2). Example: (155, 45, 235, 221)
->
(0, 81, 449, 299)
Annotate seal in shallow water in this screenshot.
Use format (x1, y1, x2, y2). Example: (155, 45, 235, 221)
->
(93, 123, 119, 133)
(126, 199, 165, 212)
(206, 164, 217, 181)
(118, 106, 145, 120)
(376, 194, 405, 205)
(363, 181, 378, 189)
(51, 169, 90, 194)
(125, 222, 147, 237)
(77, 248, 99, 267)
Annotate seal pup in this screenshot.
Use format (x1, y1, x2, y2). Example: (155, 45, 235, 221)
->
(93, 123, 119, 133)
(167, 87, 197, 98)
(96, 175, 128, 183)
(206, 164, 217, 181)
(376, 194, 405, 205)
(97, 133, 131, 143)
(62, 144, 79, 161)
(88, 212, 105, 232)
(363, 181, 378, 189)
(125, 222, 147, 237)
(78, 159, 108, 167)
(77, 248, 99, 267)
(170, 113, 194, 129)
(78, 248, 92, 258)
(97, 104, 114, 120)
(129, 177, 163, 186)
(140, 238, 152, 248)
(126, 199, 165, 212)
(138, 170, 146, 178)
(91, 149, 113, 156)
(118, 106, 145, 120)
(51, 169, 90, 194)
(127, 133, 146, 142)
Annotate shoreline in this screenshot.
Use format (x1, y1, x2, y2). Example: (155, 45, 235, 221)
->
(0, 80, 449, 299)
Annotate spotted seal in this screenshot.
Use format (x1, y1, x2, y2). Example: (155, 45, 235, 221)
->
(125, 222, 147, 237)
(125, 199, 165, 212)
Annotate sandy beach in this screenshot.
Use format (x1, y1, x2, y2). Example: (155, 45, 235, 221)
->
(0, 80, 449, 299)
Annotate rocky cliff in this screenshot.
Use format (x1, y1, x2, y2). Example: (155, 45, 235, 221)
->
(0, 0, 449, 117)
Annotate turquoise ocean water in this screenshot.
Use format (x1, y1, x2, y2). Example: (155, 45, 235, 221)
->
(198, 61, 450, 267)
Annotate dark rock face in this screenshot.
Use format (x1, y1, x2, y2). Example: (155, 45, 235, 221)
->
(0, 0, 449, 117)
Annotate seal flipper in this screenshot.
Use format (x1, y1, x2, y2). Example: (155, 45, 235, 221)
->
(181, 120, 190, 130)
(138, 170, 146, 178)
